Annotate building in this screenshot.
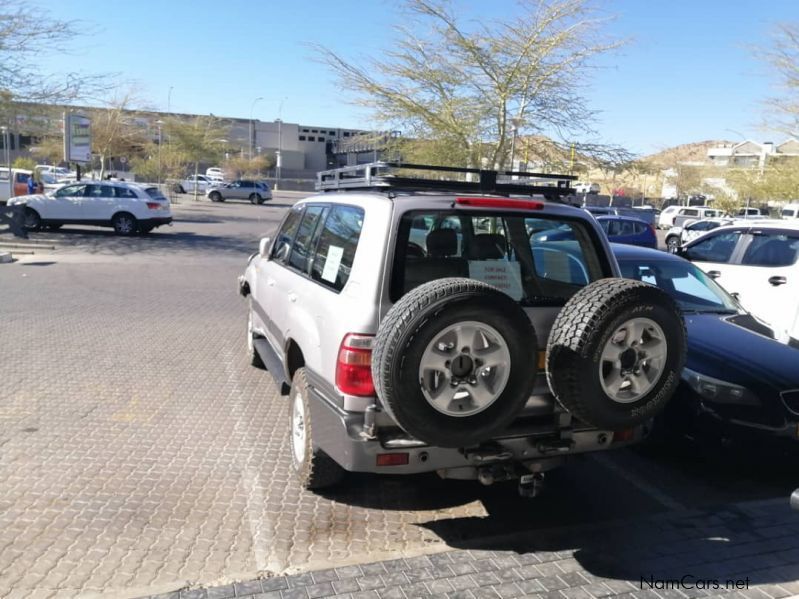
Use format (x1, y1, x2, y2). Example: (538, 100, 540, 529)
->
(707, 139, 799, 169)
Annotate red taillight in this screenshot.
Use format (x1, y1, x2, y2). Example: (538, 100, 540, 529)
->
(613, 428, 636, 443)
(376, 453, 409, 466)
(146, 202, 161, 209)
(335, 333, 375, 396)
(456, 197, 544, 210)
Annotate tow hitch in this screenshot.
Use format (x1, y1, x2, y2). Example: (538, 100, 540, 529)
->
(518, 472, 545, 498)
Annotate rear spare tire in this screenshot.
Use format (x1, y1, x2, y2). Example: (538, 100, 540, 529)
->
(546, 278, 686, 430)
(372, 278, 537, 448)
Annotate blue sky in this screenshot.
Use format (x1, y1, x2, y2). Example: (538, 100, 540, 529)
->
(32, 0, 799, 155)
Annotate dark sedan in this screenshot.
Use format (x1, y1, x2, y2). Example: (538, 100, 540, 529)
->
(534, 215, 657, 248)
(612, 243, 799, 444)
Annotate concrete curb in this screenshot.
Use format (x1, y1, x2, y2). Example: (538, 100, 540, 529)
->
(0, 251, 12, 263)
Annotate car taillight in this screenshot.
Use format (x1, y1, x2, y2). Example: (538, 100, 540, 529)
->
(335, 333, 375, 396)
(146, 202, 161, 209)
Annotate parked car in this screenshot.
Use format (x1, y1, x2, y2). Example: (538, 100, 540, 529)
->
(179, 174, 218, 194)
(665, 218, 734, 253)
(658, 205, 722, 229)
(239, 162, 686, 492)
(7, 180, 172, 235)
(35, 165, 76, 183)
(678, 221, 799, 346)
(206, 180, 272, 204)
(613, 243, 799, 446)
(536, 215, 657, 249)
(781, 203, 799, 220)
(0, 168, 34, 204)
(613, 245, 799, 440)
(735, 207, 768, 220)
(574, 182, 600, 194)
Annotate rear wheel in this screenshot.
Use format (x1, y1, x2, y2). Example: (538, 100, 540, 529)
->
(249, 193, 261, 205)
(209, 191, 222, 202)
(24, 208, 41, 231)
(139, 225, 154, 235)
(112, 212, 138, 235)
(289, 368, 345, 490)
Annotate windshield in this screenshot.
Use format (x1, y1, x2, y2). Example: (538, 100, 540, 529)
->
(617, 257, 738, 313)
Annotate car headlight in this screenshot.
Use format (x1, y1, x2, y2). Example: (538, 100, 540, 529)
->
(683, 368, 760, 405)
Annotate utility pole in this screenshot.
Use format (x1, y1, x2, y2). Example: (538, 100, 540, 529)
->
(249, 97, 263, 161)
(156, 120, 164, 188)
(1, 126, 11, 199)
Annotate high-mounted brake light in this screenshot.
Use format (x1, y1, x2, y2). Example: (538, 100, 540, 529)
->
(335, 333, 375, 396)
(456, 197, 544, 210)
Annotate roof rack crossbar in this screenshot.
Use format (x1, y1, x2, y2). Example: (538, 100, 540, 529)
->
(316, 162, 576, 199)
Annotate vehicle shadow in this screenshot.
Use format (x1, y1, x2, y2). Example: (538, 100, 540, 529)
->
(35, 227, 259, 256)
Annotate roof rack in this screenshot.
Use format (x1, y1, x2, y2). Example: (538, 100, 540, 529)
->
(316, 162, 576, 199)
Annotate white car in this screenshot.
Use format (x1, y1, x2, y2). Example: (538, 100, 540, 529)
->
(35, 165, 76, 183)
(735, 207, 768, 220)
(680, 221, 799, 345)
(782, 203, 799, 220)
(664, 217, 734, 253)
(8, 180, 172, 235)
(205, 167, 225, 180)
(180, 174, 217, 194)
(659, 205, 722, 229)
(574, 182, 600, 194)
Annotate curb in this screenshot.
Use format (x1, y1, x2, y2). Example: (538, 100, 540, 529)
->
(0, 251, 11, 263)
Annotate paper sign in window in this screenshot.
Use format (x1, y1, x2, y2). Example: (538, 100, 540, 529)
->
(468, 261, 523, 300)
(321, 245, 344, 283)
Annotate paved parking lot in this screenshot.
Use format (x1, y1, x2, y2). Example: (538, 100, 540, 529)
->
(1, 194, 798, 599)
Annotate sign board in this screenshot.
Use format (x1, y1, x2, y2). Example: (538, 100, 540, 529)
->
(63, 113, 92, 163)
(468, 261, 524, 301)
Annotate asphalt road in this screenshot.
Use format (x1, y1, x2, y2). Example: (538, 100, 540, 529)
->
(0, 193, 796, 598)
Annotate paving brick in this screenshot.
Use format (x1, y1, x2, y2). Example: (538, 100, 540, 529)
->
(235, 580, 264, 595)
(206, 584, 236, 598)
(280, 588, 309, 599)
(311, 570, 339, 585)
(376, 587, 405, 599)
(356, 575, 385, 591)
(287, 573, 317, 588)
(331, 578, 362, 594)
(305, 582, 335, 598)
(261, 578, 290, 592)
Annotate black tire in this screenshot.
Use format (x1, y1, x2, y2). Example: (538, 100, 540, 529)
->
(24, 208, 41, 231)
(209, 191, 222, 202)
(546, 278, 686, 430)
(247, 300, 265, 368)
(249, 193, 261, 205)
(112, 212, 138, 236)
(138, 225, 154, 235)
(372, 277, 537, 448)
(666, 236, 679, 253)
(177, 185, 186, 194)
(289, 368, 346, 490)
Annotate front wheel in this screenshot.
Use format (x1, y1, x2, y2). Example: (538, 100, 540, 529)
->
(289, 368, 346, 490)
(209, 191, 222, 202)
(249, 193, 261, 205)
(666, 237, 679, 253)
(24, 208, 41, 231)
(112, 212, 138, 236)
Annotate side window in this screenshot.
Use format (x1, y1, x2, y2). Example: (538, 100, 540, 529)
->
(54, 184, 86, 198)
(85, 184, 115, 197)
(682, 209, 699, 217)
(599, 220, 612, 234)
(684, 231, 741, 263)
(741, 234, 799, 267)
(311, 206, 365, 292)
(288, 206, 327, 272)
(271, 206, 304, 263)
(633, 221, 647, 234)
(116, 187, 138, 199)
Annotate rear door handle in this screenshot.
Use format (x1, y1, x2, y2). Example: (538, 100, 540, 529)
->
(267, 278, 275, 287)
(769, 276, 787, 286)
(288, 292, 297, 302)
(707, 270, 721, 279)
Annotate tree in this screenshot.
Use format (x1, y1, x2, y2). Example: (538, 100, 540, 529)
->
(318, 0, 625, 169)
(758, 23, 799, 135)
(223, 155, 275, 179)
(87, 88, 150, 180)
(0, 1, 104, 117)
(166, 116, 226, 200)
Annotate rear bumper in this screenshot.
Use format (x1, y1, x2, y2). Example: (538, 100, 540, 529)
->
(141, 216, 172, 227)
(307, 383, 643, 475)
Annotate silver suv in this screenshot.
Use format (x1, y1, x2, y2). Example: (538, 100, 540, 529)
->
(207, 179, 272, 204)
(239, 163, 686, 493)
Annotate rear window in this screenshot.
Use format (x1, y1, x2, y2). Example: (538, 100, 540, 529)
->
(144, 187, 166, 200)
(392, 210, 608, 305)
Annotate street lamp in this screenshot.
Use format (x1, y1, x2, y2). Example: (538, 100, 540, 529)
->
(275, 96, 287, 190)
(155, 119, 164, 187)
(249, 97, 263, 160)
(1, 126, 10, 200)
(508, 117, 524, 173)
(167, 87, 174, 113)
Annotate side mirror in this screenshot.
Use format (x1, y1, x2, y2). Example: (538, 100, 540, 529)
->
(259, 237, 271, 259)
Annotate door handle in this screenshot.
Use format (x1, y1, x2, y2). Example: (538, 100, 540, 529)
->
(288, 292, 297, 302)
(769, 276, 787, 286)
(267, 278, 275, 287)
(707, 270, 721, 279)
